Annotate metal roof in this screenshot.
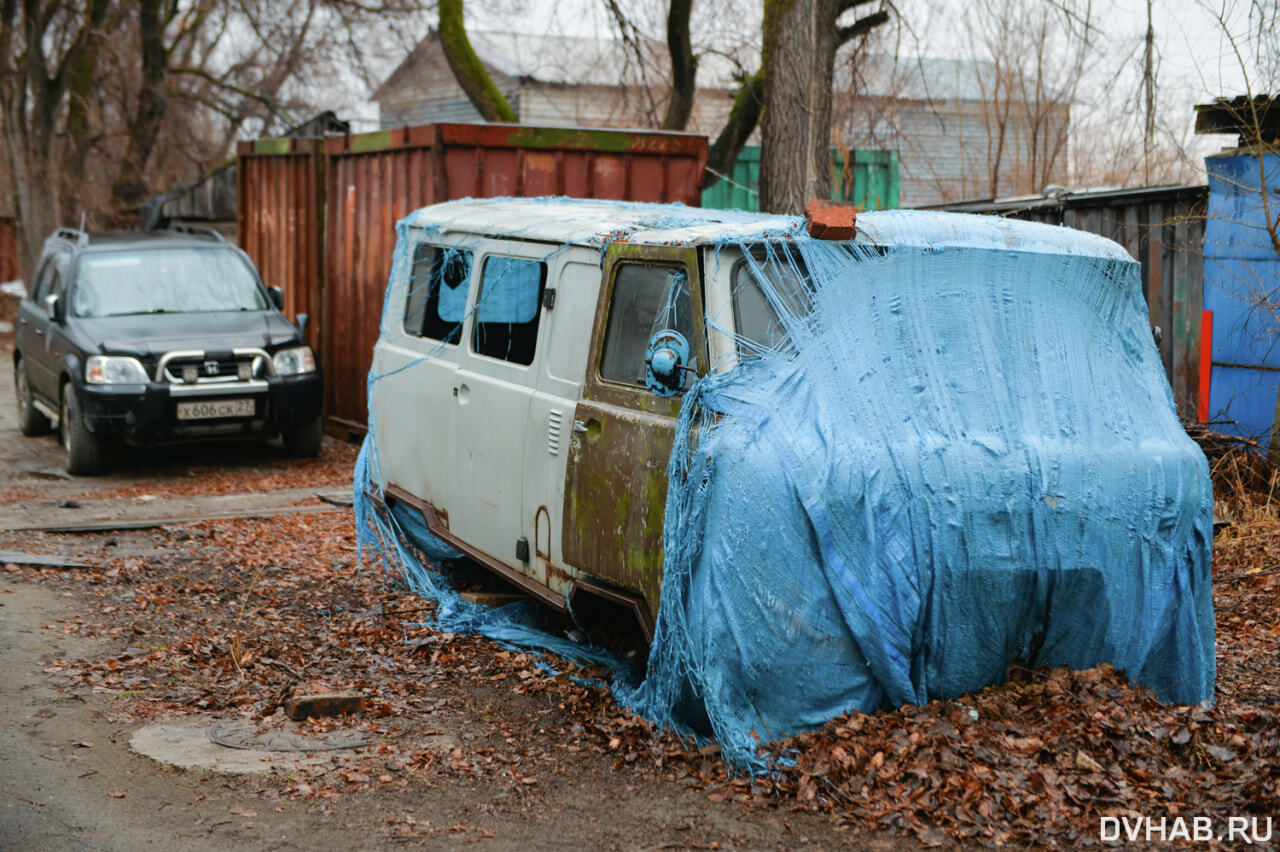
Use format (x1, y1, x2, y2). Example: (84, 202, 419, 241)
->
(404, 197, 1133, 260)
(916, 184, 1207, 215)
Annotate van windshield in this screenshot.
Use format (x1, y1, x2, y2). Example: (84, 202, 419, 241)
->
(732, 246, 813, 352)
(73, 249, 268, 318)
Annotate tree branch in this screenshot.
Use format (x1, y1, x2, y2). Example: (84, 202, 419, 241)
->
(837, 10, 890, 45)
(438, 0, 516, 123)
(837, 0, 878, 14)
(171, 66, 282, 112)
(701, 69, 763, 190)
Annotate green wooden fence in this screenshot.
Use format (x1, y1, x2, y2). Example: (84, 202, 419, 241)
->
(701, 147, 900, 211)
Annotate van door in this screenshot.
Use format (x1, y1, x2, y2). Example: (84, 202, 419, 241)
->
(449, 241, 553, 570)
(521, 253, 600, 600)
(369, 234, 473, 512)
(562, 244, 705, 616)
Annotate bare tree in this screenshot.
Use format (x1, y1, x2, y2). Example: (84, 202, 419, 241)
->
(963, 0, 1093, 198)
(436, 0, 888, 211)
(1194, 0, 1279, 259)
(0, 0, 429, 278)
(0, 1, 111, 273)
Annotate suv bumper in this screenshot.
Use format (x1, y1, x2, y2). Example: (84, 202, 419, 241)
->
(79, 373, 322, 446)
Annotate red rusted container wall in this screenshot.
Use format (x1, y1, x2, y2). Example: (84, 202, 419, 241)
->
(433, 124, 706, 203)
(0, 216, 21, 282)
(320, 123, 708, 430)
(321, 128, 439, 432)
(238, 123, 707, 431)
(235, 139, 325, 348)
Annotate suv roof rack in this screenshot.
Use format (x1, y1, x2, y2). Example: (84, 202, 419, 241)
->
(167, 224, 226, 243)
(54, 227, 90, 248)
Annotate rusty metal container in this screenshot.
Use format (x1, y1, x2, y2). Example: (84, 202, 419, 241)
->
(239, 122, 707, 433)
(235, 138, 326, 348)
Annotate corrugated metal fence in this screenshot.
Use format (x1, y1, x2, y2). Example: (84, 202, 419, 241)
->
(929, 185, 1208, 419)
(239, 122, 708, 432)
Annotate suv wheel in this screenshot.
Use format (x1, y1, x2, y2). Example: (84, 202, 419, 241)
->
(282, 415, 323, 458)
(60, 383, 104, 475)
(14, 357, 52, 436)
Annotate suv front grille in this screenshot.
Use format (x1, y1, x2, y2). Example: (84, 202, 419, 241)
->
(155, 348, 273, 385)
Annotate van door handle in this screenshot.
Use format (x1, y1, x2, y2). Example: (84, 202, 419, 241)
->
(572, 420, 588, 433)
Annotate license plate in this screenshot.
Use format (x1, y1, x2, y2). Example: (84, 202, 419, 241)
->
(176, 398, 256, 420)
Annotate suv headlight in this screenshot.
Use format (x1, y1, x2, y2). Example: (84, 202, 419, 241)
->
(272, 346, 316, 376)
(85, 355, 149, 385)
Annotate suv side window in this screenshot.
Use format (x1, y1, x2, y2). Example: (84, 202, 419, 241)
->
(30, 259, 57, 304)
(50, 263, 67, 302)
(472, 255, 545, 366)
(600, 263, 694, 387)
(404, 243, 473, 344)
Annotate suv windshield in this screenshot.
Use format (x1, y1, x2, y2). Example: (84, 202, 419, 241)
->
(72, 249, 268, 317)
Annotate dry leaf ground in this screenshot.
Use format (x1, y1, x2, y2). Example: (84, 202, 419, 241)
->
(1, 347, 1276, 849)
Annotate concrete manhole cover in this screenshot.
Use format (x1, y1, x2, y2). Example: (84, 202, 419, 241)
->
(131, 718, 454, 775)
(207, 719, 405, 752)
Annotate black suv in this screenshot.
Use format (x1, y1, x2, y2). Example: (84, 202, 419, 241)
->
(13, 226, 323, 474)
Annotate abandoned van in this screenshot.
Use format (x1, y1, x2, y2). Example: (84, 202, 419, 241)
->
(362, 197, 1214, 750)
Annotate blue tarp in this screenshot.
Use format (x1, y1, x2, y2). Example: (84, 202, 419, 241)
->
(357, 200, 1215, 769)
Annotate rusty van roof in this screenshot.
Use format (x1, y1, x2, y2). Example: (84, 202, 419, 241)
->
(403, 197, 1133, 261)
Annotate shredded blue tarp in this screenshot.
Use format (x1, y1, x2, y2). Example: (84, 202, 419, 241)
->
(356, 199, 1214, 770)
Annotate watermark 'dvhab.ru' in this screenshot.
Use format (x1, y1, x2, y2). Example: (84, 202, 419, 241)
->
(1101, 816, 1272, 844)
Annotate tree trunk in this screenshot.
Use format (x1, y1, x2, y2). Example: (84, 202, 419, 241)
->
(759, 0, 840, 214)
(438, 0, 517, 123)
(662, 0, 696, 130)
(111, 0, 169, 216)
(701, 71, 764, 190)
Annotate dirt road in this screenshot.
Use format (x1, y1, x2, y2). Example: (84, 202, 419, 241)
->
(0, 347, 884, 852)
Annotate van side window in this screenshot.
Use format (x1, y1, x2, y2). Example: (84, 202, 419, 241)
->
(472, 255, 545, 366)
(600, 263, 693, 387)
(404, 244, 472, 344)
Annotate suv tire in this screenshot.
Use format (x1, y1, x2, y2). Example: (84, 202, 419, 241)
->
(61, 383, 104, 475)
(282, 415, 323, 458)
(14, 357, 52, 436)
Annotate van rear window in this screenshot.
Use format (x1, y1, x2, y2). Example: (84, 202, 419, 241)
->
(404, 244, 473, 344)
(472, 255, 545, 366)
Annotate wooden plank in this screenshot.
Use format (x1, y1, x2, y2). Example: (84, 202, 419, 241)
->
(0, 551, 98, 569)
(1172, 216, 1193, 416)
(5, 502, 345, 534)
(1187, 208, 1206, 418)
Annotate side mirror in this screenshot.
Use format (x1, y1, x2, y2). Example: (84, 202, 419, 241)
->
(44, 293, 64, 322)
(267, 286, 285, 311)
(645, 330, 691, 397)
(295, 312, 310, 342)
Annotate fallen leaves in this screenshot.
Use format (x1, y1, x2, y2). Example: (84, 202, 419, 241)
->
(5, 442, 1277, 849)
